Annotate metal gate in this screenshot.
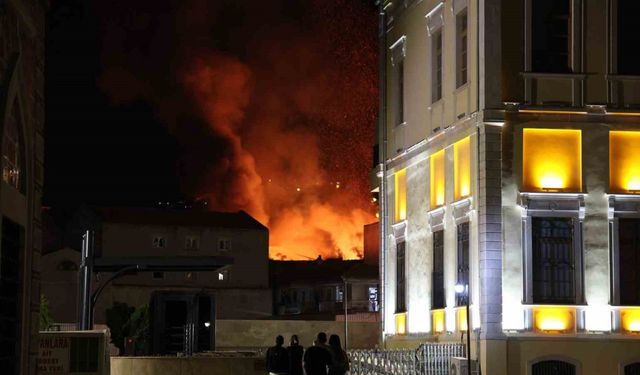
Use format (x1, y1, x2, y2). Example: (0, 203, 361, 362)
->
(348, 342, 465, 375)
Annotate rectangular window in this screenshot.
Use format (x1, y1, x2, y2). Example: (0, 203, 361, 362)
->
(432, 230, 445, 309)
(609, 131, 640, 193)
(396, 60, 405, 125)
(456, 10, 468, 88)
(218, 238, 232, 252)
(430, 150, 445, 208)
(532, 0, 572, 73)
(432, 30, 443, 102)
(152, 236, 166, 248)
(456, 222, 470, 307)
(617, 0, 640, 75)
(218, 269, 229, 281)
(522, 128, 582, 192)
(368, 286, 379, 312)
(454, 137, 471, 200)
(394, 169, 407, 222)
(185, 236, 200, 250)
(396, 242, 406, 312)
(532, 217, 576, 304)
(152, 271, 165, 280)
(618, 219, 640, 305)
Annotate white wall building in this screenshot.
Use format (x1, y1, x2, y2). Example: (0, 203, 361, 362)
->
(375, 0, 640, 374)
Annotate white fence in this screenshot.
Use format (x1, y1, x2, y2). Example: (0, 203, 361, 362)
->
(348, 342, 465, 375)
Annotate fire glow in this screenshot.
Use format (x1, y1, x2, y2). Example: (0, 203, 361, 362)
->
(97, 1, 378, 260)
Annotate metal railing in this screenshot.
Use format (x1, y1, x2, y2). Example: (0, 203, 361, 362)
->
(348, 342, 465, 375)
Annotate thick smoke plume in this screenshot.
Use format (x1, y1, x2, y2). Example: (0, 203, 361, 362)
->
(97, 0, 378, 260)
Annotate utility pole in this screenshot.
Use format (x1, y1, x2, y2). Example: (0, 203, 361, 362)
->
(78, 230, 94, 330)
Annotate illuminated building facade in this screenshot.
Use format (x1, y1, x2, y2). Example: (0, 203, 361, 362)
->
(0, 1, 46, 374)
(375, 0, 640, 374)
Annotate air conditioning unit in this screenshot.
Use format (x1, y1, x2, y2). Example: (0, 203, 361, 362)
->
(450, 357, 478, 375)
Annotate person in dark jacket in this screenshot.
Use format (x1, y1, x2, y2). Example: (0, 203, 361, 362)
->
(328, 335, 349, 375)
(266, 335, 289, 375)
(287, 335, 304, 375)
(303, 332, 332, 375)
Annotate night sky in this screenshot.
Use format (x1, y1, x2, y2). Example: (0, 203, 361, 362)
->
(46, 0, 379, 259)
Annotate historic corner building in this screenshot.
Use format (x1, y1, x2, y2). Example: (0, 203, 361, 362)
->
(374, 0, 640, 374)
(0, 1, 46, 375)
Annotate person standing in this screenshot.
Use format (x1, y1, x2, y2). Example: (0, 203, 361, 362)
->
(328, 335, 349, 375)
(303, 332, 332, 375)
(266, 335, 289, 375)
(287, 335, 304, 375)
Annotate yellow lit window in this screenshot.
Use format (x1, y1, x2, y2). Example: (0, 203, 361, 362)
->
(432, 309, 445, 334)
(394, 170, 407, 222)
(610, 131, 640, 193)
(454, 137, 471, 200)
(456, 307, 468, 332)
(430, 150, 445, 208)
(621, 308, 640, 334)
(522, 129, 582, 192)
(533, 307, 575, 333)
(395, 312, 407, 335)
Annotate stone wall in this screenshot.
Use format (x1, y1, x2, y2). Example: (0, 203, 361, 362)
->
(215, 320, 380, 349)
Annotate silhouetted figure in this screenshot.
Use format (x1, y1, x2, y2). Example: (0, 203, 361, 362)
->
(266, 335, 289, 375)
(303, 332, 332, 375)
(287, 335, 304, 375)
(328, 335, 349, 375)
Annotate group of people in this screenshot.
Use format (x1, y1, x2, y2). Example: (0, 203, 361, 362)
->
(265, 332, 350, 375)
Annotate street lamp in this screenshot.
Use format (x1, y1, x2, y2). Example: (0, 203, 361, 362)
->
(455, 283, 471, 375)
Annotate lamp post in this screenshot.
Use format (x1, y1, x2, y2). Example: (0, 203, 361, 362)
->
(455, 283, 471, 375)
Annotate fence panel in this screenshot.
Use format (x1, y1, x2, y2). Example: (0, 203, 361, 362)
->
(348, 342, 464, 375)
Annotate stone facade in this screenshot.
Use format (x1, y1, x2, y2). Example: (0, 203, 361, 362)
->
(0, 1, 45, 374)
(376, 0, 640, 374)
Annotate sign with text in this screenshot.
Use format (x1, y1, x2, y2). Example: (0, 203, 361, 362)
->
(37, 331, 107, 375)
(38, 336, 70, 373)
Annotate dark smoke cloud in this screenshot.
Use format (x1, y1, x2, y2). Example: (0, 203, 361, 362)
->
(96, 0, 378, 259)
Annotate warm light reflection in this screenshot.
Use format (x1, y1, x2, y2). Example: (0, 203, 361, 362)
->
(621, 309, 640, 333)
(610, 131, 640, 193)
(454, 137, 471, 200)
(533, 307, 575, 333)
(522, 129, 582, 192)
(395, 312, 407, 335)
(394, 170, 407, 222)
(457, 308, 468, 332)
(432, 309, 445, 333)
(430, 150, 445, 208)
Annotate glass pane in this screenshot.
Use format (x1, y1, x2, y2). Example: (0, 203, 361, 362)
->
(532, 217, 575, 304)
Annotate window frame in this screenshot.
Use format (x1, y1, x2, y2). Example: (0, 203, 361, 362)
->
(185, 236, 200, 250)
(432, 230, 446, 310)
(152, 235, 167, 249)
(395, 241, 407, 313)
(521, 194, 585, 306)
(456, 222, 470, 307)
(432, 29, 443, 103)
(609, 195, 640, 307)
(456, 9, 469, 88)
(218, 238, 232, 252)
(524, 0, 582, 74)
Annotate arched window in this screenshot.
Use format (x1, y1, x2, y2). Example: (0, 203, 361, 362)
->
(532, 360, 576, 375)
(56, 260, 78, 271)
(625, 362, 640, 375)
(2, 100, 23, 191)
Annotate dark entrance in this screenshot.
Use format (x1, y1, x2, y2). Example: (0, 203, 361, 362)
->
(150, 292, 215, 355)
(0, 218, 24, 375)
